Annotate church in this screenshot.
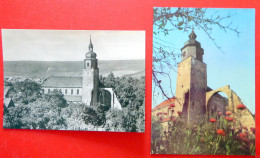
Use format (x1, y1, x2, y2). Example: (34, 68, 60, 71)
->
(42, 37, 122, 109)
(152, 30, 255, 129)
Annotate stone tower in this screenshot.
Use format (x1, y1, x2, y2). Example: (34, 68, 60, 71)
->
(175, 30, 207, 123)
(82, 36, 99, 106)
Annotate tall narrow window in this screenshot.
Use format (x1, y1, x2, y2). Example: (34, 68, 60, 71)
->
(77, 89, 79, 95)
(87, 63, 89, 67)
(65, 89, 68, 95)
(48, 89, 50, 93)
(71, 89, 73, 95)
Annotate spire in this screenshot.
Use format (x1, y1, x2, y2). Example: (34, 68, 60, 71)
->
(89, 35, 93, 51)
(189, 28, 197, 40)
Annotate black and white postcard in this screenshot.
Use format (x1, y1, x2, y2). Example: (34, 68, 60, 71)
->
(2, 29, 145, 132)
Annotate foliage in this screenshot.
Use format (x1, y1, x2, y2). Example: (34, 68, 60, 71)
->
(43, 89, 67, 108)
(151, 112, 255, 155)
(4, 74, 145, 132)
(82, 105, 106, 128)
(100, 73, 145, 132)
(7, 79, 42, 104)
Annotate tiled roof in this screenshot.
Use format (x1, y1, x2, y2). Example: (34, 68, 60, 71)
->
(64, 95, 82, 102)
(152, 97, 175, 111)
(42, 76, 82, 88)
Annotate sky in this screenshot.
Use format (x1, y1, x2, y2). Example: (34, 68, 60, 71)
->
(2, 30, 145, 61)
(152, 8, 255, 114)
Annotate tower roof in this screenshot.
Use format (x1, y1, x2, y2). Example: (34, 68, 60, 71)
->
(86, 35, 97, 59)
(88, 35, 94, 51)
(189, 29, 197, 40)
(181, 30, 202, 51)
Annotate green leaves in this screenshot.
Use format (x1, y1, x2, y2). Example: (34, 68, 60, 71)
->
(177, 21, 184, 26)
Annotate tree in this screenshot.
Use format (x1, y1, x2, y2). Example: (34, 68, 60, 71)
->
(43, 89, 67, 108)
(9, 79, 42, 104)
(153, 7, 239, 103)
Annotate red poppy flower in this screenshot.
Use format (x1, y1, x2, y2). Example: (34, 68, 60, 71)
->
(156, 112, 162, 116)
(164, 113, 167, 115)
(226, 111, 232, 115)
(228, 117, 233, 122)
(225, 116, 229, 120)
(238, 133, 250, 145)
(239, 133, 247, 138)
(218, 112, 222, 115)
(210, 119, 216, 123)
(237, 104, 246, 110)
(177, 111, 182, 115)
(217, 129, 225, 136)
(170, 104, 175, 107)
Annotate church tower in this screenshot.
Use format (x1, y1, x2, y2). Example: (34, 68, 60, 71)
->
(175, 30, 207, 123)
(82, 36, 99, 106)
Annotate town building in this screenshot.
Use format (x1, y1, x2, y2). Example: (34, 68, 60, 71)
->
(42, 37, 122, 109)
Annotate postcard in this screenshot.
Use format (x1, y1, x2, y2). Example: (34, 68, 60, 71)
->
(3, 29, 145, 132)
(151, 8, 255, 155)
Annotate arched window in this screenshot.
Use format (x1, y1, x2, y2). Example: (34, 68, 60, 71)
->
(65, 89, 68, 95)
(77, 89, 79, 95)
(71, 89, 73, 95)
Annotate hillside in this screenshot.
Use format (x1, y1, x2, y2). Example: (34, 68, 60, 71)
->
(4, 60, 145, 78)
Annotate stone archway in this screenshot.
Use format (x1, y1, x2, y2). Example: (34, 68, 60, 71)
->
(206, 85, 255, 128)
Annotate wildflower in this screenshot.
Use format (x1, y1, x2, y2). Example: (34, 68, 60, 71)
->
(217, 129, 225, 136)
(228, 117, 233, 122)
(164, 113, 167, 115)
(238, 133, 250, 145)
(218, 112, 222, 115)
(210, 119, 216, 123)
(237, 104, 246, 110)
(156, 112, 162, 116)
(225, 116, 229, 120)
(250, 127, 255, 134)
(226, 111, 232, 115)
(177, 111, 182, 115)
(170, 104, 175, 107)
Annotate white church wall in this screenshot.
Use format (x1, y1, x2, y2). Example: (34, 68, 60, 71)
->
(43, 88, 83, 96)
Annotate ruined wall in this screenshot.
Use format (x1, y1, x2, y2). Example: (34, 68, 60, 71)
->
(207, 93, 228, 116)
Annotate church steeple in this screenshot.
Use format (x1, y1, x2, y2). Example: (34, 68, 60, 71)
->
(181, 29, 204, 62)
(89, 35, 94, 52)
(189, 29, 197, 40)
(82, 35, 99, 106)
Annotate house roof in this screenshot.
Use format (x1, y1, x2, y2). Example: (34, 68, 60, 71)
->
(152, 97, 175, 111)
(42, 76, 83, 88)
